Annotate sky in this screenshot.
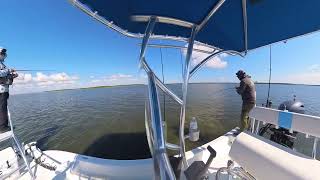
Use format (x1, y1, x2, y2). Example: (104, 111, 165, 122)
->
(1, 0, 320, 94)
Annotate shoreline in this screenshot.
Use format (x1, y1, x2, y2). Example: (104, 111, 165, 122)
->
(45, 82, 319, 93)
(9, 82, 319, 96)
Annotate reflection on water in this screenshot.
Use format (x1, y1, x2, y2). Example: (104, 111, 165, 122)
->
(1, 83, 320, 159)
(37, 124, 61, 150)
(83, 133, 150, 160)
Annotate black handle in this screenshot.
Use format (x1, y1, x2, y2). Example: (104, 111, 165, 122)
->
(207, 145, 216, 158)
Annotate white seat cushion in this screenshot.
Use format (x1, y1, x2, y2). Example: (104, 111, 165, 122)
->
(229, 131, 320, 180)
(0, 131, 12, 142)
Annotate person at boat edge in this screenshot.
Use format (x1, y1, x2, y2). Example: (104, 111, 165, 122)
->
(235, 70, 256, 131)
(0, 48, 18, 133)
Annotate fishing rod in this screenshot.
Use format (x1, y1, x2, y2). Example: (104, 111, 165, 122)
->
(259, 45, 273, 136)
(266, 45, 272, 107)
(15, 69, 56, 72)
(159, 46, 166, 122)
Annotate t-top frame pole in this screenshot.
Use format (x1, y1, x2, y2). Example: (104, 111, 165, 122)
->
(179, 26, 197, 166)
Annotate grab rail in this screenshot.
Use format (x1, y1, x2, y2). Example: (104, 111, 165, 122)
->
(249, 106, 320, 159)
(145, 71, 176, 179)
(249, 106, 320, 138)
(6, 109, 35, 179)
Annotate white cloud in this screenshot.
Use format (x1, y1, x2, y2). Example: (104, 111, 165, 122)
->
(91, 79, 101, 83)
(12, 72, 147, 94)
(12, 72, 80, 94)
(308, 64, 320, 73)
(274, 64, 320, 85)
(11, 71, 148, 94)
(33, 72, 78, 83)
(89, 73, 146, 86)
(15, 73, 32, 84)
(108, 74, 133, 81)
(192, 55, 228, 69)
(15, 72, 78, 85)
(183, 44, 228, 69)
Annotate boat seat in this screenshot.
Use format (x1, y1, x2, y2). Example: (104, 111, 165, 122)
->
(70, 155, 154, 179)
(229, 131, 320, 180)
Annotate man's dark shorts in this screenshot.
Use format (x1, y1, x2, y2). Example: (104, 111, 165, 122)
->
(0, 92, 9, 129)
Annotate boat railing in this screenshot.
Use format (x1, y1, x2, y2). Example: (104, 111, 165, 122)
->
(144, 69, 176, 179)
(70, 1, 244, 178)
(135, 11, 241, 179)
(0, 109, 35, 179)
(249, 106, 320, 159)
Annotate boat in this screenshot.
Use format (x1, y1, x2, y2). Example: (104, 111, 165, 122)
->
(1, 0, 320, 179)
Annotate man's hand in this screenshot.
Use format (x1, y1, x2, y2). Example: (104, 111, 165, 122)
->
(12, 72, 18, 78)
(235, 86, 241, 94)
(13, 72, 18, 78)
(9, 69, 18, 78)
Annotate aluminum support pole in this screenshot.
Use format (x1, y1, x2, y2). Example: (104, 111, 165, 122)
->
(196, 0, 226, 33)
(179, 26, 197, 166)
(8, 110, 35, 179)
(312, 137, 318, 159)
(139, 43, 215, 54)
(139, 17, 157, 67)
(147, 72, 175, 180)
(139, 17, 175, 179)
(242, 0, 248, 52)
(189, 50, 243, 78)
(154, 77, 183, 105)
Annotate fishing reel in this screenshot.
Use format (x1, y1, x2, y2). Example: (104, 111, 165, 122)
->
(7, 72, 18, 85)
(0, 71, 18, 85)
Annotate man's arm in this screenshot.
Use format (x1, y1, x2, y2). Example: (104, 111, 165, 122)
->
(236, 80, 246, 95)
(0, 69, 10, 77)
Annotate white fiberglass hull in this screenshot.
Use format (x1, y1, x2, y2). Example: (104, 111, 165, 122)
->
(0, 129, 238, 180)
(2, 148, 154, 180)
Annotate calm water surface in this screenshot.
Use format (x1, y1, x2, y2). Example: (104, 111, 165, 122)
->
(2, 83, 320, 159)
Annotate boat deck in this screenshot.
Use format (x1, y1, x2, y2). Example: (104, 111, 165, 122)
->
(0, 129, 238, 180)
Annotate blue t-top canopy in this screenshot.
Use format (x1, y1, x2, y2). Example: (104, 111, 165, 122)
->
(76, 0, 320, 52)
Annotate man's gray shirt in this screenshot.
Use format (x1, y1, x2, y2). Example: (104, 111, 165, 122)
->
(236, 76, 256, 104)
(0, 62, 10, 93)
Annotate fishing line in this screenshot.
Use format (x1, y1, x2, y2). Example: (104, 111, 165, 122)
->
(179, 49, 184, 80)
(260, 45, 273, 135)
(211, 87, 235, 96)
(159, 47, 166, 121)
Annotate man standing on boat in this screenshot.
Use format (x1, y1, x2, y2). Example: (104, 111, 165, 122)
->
(0, 48, 18, 133)
(236, 70, 256, 131)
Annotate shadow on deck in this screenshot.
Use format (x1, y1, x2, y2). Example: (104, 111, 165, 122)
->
(83, 132, 151, 160)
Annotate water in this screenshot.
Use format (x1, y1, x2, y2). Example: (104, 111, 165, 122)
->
(2, 83, 320, 159)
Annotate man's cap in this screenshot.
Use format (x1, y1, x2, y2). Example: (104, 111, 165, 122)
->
(0, 48, 6, 54)
(236, 70, 246, 76)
